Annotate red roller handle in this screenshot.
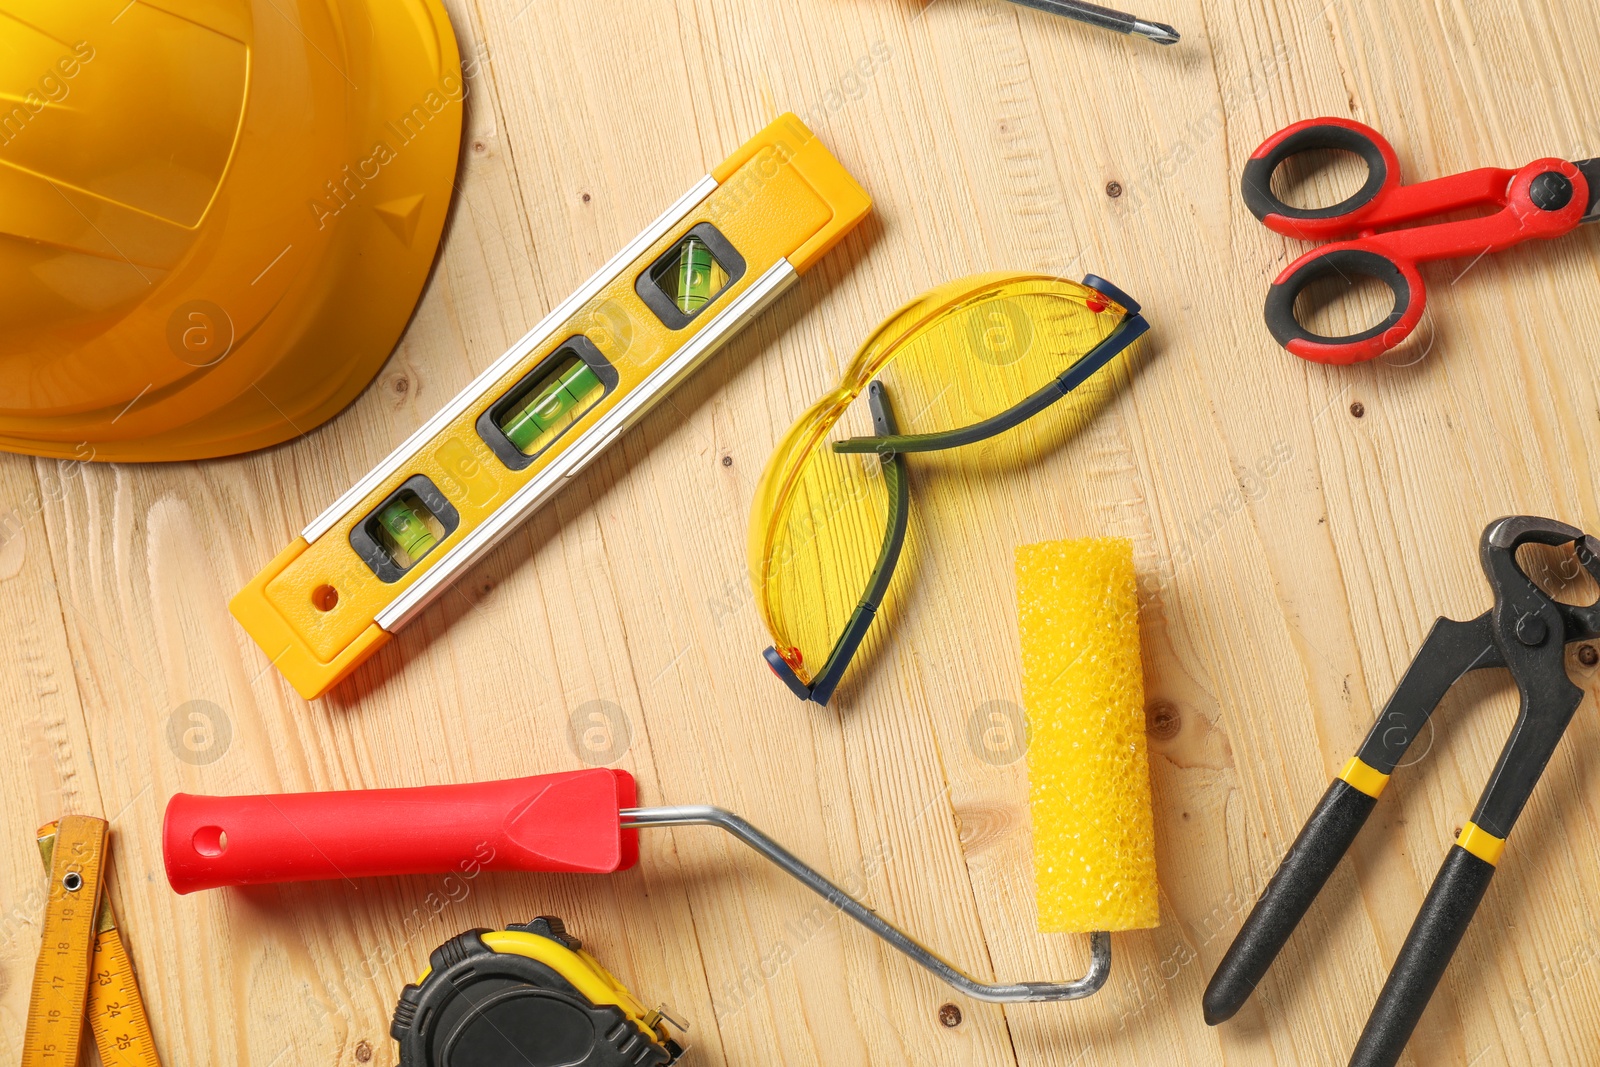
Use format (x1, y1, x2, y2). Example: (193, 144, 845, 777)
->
(163, 769, 639, 894)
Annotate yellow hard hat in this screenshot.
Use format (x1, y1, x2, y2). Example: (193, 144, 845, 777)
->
(0, 0, 464, 461)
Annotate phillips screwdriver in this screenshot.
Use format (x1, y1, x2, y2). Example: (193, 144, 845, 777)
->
(1008, 0, 1180, 44)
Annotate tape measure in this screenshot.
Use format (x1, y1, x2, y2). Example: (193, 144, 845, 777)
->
(230, 112, 871, 699)
(23, 817, 160, 1067)
(390, 917, 684, 1066)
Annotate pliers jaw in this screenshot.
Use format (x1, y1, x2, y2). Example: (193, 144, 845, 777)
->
(1205, 515, 1600, 1065)
(1473, 516, 1600, 839)
(1483, 514, 1600, 651)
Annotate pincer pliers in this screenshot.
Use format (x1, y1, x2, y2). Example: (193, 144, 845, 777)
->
(1205, 515, 1600, 1066)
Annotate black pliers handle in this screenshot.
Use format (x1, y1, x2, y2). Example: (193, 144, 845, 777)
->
(1204, 516, 1600, 1066)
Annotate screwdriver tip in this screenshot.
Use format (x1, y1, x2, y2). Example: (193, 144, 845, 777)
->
(1132, 19, 1181, 44)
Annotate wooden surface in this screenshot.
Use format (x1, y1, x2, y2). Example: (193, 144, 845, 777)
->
(5, 0, 1600, 1064)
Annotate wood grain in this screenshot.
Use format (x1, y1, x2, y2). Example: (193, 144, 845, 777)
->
(4, 0, 1600, 1063)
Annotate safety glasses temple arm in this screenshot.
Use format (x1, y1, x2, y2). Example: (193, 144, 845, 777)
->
(620, 804, 1111, 1003)
(787, 381, 912, 706)
(830, 312, 1148, 455)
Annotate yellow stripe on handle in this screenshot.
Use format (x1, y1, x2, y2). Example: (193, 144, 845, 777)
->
(1456, 822, 1506, 866)
(1338, 757, 1391, 799)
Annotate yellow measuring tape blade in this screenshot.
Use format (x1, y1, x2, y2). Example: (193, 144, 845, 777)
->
(23, 815, 106, 1067)
(31, 819, 161, 1067)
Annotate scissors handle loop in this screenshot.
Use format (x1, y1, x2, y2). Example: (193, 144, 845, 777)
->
(1263, 247, 1421, 364)
(1242, 117, 1399, 231)
(1245, 117, 1590, 363)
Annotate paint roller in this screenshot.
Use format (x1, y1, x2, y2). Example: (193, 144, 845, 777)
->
(162, 539, 1158, 1001)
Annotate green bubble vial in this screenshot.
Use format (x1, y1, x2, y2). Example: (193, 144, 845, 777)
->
(497, 356, 605, 455)
(651, 234, 730, 316)
(372, 492, 442, 569)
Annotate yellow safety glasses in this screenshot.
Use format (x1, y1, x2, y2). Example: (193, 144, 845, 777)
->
(747, 272, 1149, 705)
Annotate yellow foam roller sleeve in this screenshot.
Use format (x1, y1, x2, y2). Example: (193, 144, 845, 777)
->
(1016, 537, 1160, 933)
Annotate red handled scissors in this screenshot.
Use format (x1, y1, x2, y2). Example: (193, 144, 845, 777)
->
(1243, 117, 1600, 364)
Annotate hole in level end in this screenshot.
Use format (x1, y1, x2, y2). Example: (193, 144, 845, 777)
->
(311, 584, 339, 612)
(192, 825, 228, 858)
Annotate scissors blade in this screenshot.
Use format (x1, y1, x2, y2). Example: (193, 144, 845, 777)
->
(1576, 158, 1600, 222)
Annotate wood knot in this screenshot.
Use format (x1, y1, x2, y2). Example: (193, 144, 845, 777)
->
(954, 803, 1022, 856)
(1146, 701, 1181, 741)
